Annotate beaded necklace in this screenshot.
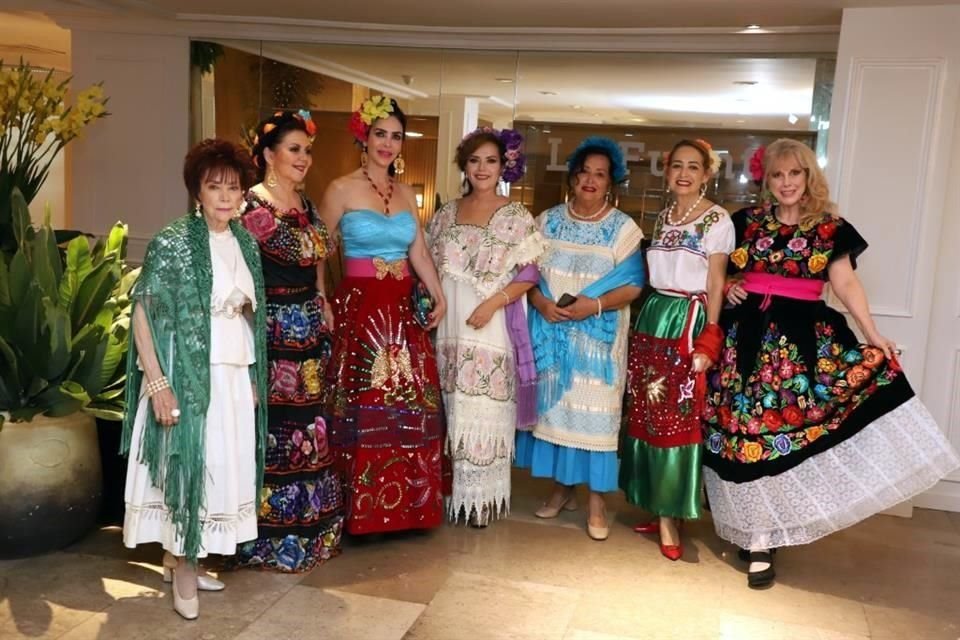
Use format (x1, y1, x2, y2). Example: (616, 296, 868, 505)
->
(363, 168, 395, 214)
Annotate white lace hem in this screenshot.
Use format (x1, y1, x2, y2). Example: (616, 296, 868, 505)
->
(703, 397, 960, 551)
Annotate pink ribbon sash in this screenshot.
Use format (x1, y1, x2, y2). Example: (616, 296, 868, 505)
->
(742, 273, 824, 311)
(344, 257, 411, 280)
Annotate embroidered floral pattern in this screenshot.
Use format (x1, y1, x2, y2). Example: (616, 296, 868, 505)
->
(650, 209, 723, 257)
(437, 342, 516, 401)
(733, 207, 851, 279)
(704, 321, 901, 464)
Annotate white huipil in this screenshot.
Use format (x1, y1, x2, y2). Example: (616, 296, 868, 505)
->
(123, 228, 259, 557)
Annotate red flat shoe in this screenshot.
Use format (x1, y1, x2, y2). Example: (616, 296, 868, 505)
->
(660, 543, 683, 561)
(633, 520, 659, 534)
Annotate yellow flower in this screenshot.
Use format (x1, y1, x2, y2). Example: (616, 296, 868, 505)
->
(743, 442, 764, 462)
(730, 247, 748, 269)
(805, 426, 826, 442)
(817, 358, 836, 373)
(359, 95, 394, 125)
(808, 253, 828, 273)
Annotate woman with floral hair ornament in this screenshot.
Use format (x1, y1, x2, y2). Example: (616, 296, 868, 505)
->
(516, 136, 645, 541)
(620, 138, 732, 561)
(427, 127, 545, 527)
(320, 96, 448, 534)
(234, 110, 346, 572)
(704, 138, 958, 587)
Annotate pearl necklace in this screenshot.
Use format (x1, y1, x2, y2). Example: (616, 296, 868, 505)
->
(666, 191, 705, 226)
(568, 200, 608, 221)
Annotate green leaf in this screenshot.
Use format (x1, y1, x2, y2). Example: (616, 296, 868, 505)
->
(84, 403, 124, 421)
(0, 335, 21, 410)
(36, 381, 90, 417)
(67, 326, 109, 398)
(117, 266, 141, 298)
(104, 222, 128, 259)
(31, 220, 62, 300)
(70, 260, 120, 332)
(58, 236, 93, 311)
(0, 257, 10, 307)
(8, 250, 31, 305)
(10, 188, 30, 251)
(96, 331, 125, 391)
(39, 298, 72, 380)
(10, 406, 44, 422)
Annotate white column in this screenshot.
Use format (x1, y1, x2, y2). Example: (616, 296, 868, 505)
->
(827, 5, 960, 511)
(69, 29, 191, 261)
(435, 95, 479, 205)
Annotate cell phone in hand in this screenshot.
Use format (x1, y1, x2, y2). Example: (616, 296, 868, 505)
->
(556, 293, 578, 308)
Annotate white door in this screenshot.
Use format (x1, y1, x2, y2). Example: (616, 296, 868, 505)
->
(827, 6, 960, 511)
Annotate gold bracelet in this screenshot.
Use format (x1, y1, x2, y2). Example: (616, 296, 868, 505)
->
(499, 290, 510, 305)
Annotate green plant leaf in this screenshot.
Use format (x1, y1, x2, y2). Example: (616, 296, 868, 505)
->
(96, 331, 125, 391)
(0, 257, 10, 307)
(39, 298, 72, 380)
(70, 260, 120, 332)
(10, 188, 30, 250)
(8, 249, 31, 305)
(84, 402, 124, 421)
(104, 222, 128, 259)
(32, 218, 62, 300)
(0, 335, 21, 410)
(58, 236, 93, 311)
(36, 381, 90, 417)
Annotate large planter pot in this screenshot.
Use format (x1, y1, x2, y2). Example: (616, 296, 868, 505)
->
(0, 413, 103, 558)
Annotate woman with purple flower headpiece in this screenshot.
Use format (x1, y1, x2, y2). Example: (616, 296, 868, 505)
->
(427, 127, 546, 527)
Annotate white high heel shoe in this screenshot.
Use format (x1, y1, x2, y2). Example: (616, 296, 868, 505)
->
(162, 552, 225, 591)
(163, 554, 200, 620)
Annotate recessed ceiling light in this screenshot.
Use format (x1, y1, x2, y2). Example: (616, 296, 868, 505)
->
(539, 90, 557, 96)
(624, 133, 634, 137)
(572, 105, 582, 110)
(630, 117, 646, 122)
(495, 77, 514, 83)
(745, 24, 761, 30)
(405, 131, 424, 138)
(736, 119, 746, 124)
(592, 113, 601, 117)
(733, 80, 758, 86)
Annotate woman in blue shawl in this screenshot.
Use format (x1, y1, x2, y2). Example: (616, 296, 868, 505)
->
(516, 137, 645, 540)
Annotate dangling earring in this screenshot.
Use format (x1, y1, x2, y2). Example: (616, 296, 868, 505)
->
(266, 167, 278, 188)
(700, 183, 707, 196)
(194, 202, 202, 218)
(360, 149, 369, 168)
(393, 154, 406, 175)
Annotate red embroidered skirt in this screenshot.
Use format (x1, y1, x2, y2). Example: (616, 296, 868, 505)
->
(326, 270, 446, 534)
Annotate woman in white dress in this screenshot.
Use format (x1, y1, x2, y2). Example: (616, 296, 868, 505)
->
(121, 139, 268, 619)
(428, 127, 545, 526)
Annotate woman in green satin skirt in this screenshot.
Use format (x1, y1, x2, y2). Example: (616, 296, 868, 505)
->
(619, 139, 733, 560)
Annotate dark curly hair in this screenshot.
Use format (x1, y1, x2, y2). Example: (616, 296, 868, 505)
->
(455, 131, 504, 195)
(183, 138, 256, 201)
(251, 111, 311, 182)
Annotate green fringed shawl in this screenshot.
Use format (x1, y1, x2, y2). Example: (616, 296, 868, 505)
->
(121, 213, 268, 563)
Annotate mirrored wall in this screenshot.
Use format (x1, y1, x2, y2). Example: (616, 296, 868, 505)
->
(192, 40, 833, 236)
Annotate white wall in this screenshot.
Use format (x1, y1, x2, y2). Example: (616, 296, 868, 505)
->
(828, 5, 960, 511)
(69, 29, 190, 261)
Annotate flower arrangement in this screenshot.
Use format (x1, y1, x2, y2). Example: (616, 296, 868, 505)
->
(458, 127, 527, 183)
(0, 60, 109, 251)
(348, 95, 394, 144)
(694, 138, 723, 176)
(748, 145, 766, 184)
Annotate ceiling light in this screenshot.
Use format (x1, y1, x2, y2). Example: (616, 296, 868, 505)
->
(572, 105, 582, 110)
(592, 113, 601, 117)
(736, 119, 746, 124)
(746, 24, 761, 30)
(733, 80, 758, 86)
(405, 131, 424, 138)
(787, 114, 799, 124)
(539, 90, 557, 96)
(630, 117, 646, 122)
(495, 77, 514, 83)
(624, 133, 634, 137)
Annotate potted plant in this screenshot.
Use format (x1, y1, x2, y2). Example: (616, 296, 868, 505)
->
(0, 59, 108, 252)
(0, 189, 137, 557)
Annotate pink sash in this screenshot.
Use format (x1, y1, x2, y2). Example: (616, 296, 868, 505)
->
(344, 257, 411, 280)
(742, 273, 824, 311)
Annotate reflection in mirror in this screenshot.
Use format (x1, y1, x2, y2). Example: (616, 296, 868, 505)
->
(513, 51, 831, 235)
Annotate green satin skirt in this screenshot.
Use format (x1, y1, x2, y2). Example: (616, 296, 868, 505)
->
(619, 292, 704, 519)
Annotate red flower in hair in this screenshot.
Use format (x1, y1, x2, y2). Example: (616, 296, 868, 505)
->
(348, 112, 368, 144)
(749, 146, 766, 183)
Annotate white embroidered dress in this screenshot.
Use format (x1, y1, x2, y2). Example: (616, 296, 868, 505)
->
(123, 228, 259, 557)
(428, 200, 546, 523)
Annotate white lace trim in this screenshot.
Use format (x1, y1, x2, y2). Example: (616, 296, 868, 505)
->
(444, 392, 516, 459)
(703, 397, 960, 551)
(446, 455, 512, 525)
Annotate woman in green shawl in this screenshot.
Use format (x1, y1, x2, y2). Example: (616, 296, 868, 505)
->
(121, 139, 268, 620)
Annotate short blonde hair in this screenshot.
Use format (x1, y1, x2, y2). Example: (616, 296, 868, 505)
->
(764, 139, 836, 223)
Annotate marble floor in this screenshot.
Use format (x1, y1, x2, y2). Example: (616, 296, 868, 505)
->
(3, 470, 960, 640)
